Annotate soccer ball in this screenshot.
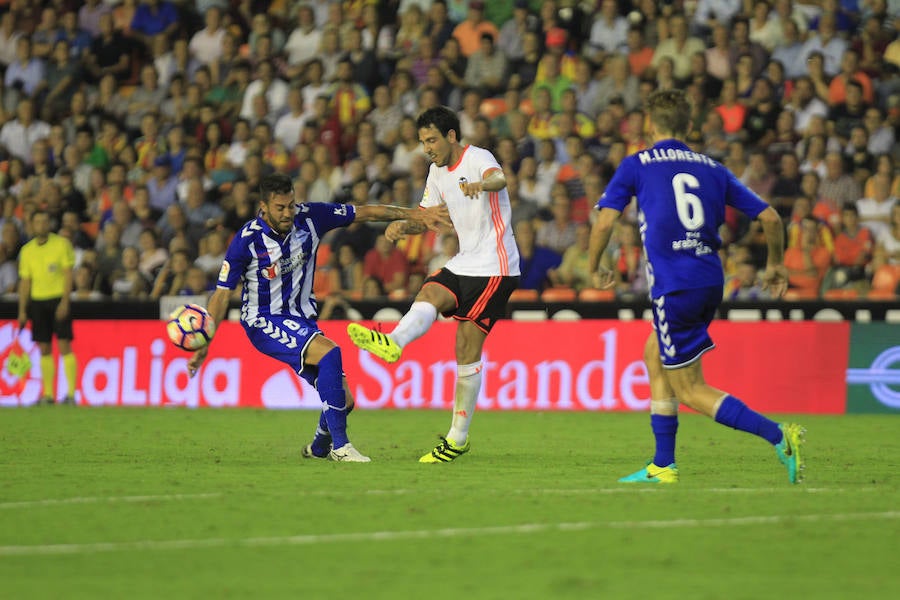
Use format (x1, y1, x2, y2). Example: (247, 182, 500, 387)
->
(166, 304, 215, 351)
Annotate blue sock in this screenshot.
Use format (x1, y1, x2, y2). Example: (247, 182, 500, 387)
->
(651, 414, 678, 467)
(309, 411, 331, 457)
(317, 348, 349, 449)
(714, 395, 783, 446)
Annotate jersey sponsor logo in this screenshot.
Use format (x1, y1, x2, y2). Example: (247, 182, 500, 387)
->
(261, 264, 278, 280)
(218, 260, 230, 283)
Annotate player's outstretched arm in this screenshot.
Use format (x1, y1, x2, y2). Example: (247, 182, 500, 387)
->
(355, 204, 452, 240)
(588, 207, 622, 289)
(188, 287, 230, 377)
(757, 206, 789, 298)
(459, 168, 507, 198)
(355, 204, 450, 227)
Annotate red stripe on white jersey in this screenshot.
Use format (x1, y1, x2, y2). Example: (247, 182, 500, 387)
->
(489, 192, 509, 276)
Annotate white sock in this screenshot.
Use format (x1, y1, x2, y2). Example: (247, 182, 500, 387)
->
(390, 301, 437, 348)
(447, 361, 482, 445)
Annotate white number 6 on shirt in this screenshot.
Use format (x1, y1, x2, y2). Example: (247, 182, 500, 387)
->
(672, 173, 705, 231)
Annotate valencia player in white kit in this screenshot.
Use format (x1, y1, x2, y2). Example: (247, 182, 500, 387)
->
(348, 106, 521, 463)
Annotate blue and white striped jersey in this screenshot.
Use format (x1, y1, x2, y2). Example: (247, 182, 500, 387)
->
(217, 202, 356, 323)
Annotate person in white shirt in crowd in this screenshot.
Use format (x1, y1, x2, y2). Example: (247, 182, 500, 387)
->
(188, 6, 225, 66)
(283, 4, 322, 68)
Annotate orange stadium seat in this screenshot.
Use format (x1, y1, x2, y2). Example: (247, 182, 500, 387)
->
(578, 288, 616, 302)
(866, 289, 897, 301)
(822, 288, 859, 301)
(508, 289, 539, 302)
(870, 265, 900, 296)
(540, 287, 577, 303)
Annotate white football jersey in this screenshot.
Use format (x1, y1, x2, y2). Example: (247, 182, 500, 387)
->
(419, 145, 521, 277)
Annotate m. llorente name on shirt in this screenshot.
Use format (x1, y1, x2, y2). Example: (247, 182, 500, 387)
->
(638, 148, 718, 167)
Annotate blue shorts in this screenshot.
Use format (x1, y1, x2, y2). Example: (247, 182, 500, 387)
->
(243, 315, 322, 386)
(651, 286, 721, 369)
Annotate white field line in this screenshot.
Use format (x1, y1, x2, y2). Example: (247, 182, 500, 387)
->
(356, 487, 875, 496)
(0, 487, 874, 509)
(1, 511, 897, 557)
(0, 493, 221, 510)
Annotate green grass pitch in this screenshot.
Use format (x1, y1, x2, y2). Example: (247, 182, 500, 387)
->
(1, 408, 898, 599)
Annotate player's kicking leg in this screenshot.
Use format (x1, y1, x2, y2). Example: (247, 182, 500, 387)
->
(667, 363, 806, 484)
(347, 301, 439, 363)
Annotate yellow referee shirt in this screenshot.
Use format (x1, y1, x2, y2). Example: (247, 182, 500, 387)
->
(18, 233, 75, 301)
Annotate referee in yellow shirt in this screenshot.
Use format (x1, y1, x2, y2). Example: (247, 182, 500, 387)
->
(17, 210, 78, 406)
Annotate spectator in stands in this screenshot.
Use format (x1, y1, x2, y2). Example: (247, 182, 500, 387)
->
(799, 12, 847, 78)
(111, 246, 150, 299)
(587, 0, 628, 63)
(333, 243, 364, 297)
(787, 76, 829, 135)
(137, 227, 167, 280)
(652, 12, 706, 81)
(71, 264, 104, 301)
(150, 248, 191, 299)
(714, 79, 748, 137)
(498, 1, 534, 62)
(0, 12, 21, 69)
(594, 54, 640, 116)
(5, 37, 45, 106)
(724, 260, 771, 300)
(785, 216, 834, 292)
(515, 218, 561, 292)
(464, 33, 507, 98)
(857, 173, 898, 240)
(741, 150, 777, 201)
(770, 153, 803, 216)
(131, 0, 180, 50)
(865, 155, 900, 199)
(829, 80, 869, 145)
(56, 10, 93, 60)
(452, 1, 499, 58)
(85, 12, 131, 84)
(536, 187, 578, 256)
(872, 202, 900, 270)
(425, 0, 454, 51)
(827, 202, 874, 290)
(819, 151, 862, 216)
(188, 6, 224, 66)
(548, 222, 593, 291)
(364, 233, 409, 297)
(862, 108, 895, 156)
(0, 99, 50, 166)
(829, 49, 875, 108)
(240, 59, 288, 121)
(79, 0, 111, 39)
(179, 265, 211, 296)
(284, 4, 320, 68)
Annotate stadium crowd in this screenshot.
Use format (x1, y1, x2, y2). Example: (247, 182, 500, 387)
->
(0, 0, 899, 310)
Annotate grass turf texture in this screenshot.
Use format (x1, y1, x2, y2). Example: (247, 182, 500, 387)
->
(1, 408, 897, 599)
